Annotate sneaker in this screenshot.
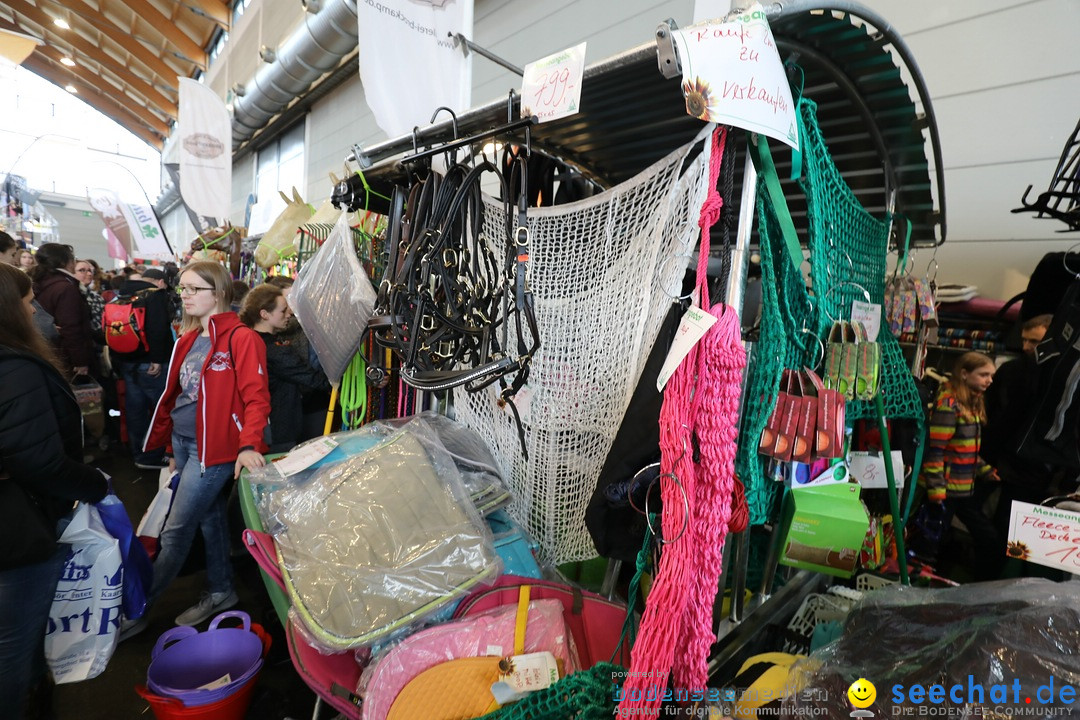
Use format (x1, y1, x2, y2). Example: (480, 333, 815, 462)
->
(175, 590, 239, 626)
(118, 615, 149, 643)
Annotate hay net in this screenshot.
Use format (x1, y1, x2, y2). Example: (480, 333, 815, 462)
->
(454, 127, 715, 564)
(735, 98, 925, 524)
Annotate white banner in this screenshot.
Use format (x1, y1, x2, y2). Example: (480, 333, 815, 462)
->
(178, 78, 231, 222)
(357, 0, 474, 138)
(121, 202, 172, 259)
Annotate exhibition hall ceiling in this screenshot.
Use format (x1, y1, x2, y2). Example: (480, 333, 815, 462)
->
(0, 0, 227, 149)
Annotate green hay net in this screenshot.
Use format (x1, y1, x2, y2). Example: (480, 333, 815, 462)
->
(476, 662, 623, 720)
(735, 98, 925, 525)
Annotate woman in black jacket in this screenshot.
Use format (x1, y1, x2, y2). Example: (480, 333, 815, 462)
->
(240, 284, 331, 452)
(29, 243, 97, 379)
(0, 263, 108, 717)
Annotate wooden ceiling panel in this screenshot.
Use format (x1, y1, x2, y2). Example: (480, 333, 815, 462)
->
(4, 1, 179, 116)
(9, 0, 222, 147)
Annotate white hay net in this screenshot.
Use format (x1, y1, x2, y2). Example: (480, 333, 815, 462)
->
(455, 128, 714, 564)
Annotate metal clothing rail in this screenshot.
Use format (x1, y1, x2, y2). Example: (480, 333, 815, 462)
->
(335, 0, 946, 248)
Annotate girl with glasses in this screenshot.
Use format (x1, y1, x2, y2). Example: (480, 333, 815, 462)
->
(124, 261, 270, 638)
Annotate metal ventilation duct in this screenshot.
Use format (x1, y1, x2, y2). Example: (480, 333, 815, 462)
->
(231, 0, 358, 148)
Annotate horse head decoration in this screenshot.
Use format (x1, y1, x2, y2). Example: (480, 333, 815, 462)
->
(254, 188, 314, 269)
(189, 223, 246, 277)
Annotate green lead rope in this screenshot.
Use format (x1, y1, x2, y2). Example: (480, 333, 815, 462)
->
(610, 513, 657, 664)
(339, 352, 367, 430)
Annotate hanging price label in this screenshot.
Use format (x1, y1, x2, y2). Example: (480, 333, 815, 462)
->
(520, 42, 586, 123)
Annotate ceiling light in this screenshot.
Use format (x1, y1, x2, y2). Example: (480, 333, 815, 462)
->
(53, 17, 70, 29)
(60, 56, 76, 67)
(65, 84, 77, 93)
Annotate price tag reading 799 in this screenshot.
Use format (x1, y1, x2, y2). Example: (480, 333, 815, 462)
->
(520, 42, 586, 123)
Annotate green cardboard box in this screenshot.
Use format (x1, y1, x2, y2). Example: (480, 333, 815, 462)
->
(779, 482, 869, 578)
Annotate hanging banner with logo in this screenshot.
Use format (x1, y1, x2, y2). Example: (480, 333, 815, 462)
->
(103, 228, 127, 262)
(672, 2, 799, 150)
(88, 187, 132, 261)
(121, 202, 172, 259)
(357, 0, 474, 138)
(178, 78, 230, 223)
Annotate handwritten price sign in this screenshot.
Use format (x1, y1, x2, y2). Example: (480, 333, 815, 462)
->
(521, 42, 586, 123)
(671, 2, 799, 150)
(1007, 501, 1080, 574)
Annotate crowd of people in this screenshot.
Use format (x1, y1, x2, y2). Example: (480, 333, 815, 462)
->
(0, 232, 331, 716)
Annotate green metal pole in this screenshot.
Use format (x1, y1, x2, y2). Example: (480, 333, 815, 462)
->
(875, 393, 909, 585)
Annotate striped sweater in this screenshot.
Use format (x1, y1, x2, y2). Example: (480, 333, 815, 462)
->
(921, 388, 993, 501)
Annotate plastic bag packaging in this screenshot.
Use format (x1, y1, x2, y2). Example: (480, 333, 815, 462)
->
(135, 469, 178, 560)
(259, 419, 499, 651)
(358, 598, 580, 720)
(45, 502, 122, 683)
(95, 492, 152, 620)
(382, 412, 509, 512)
(290, 210, 376, 384)
(247, 414, 509, 514)
(783, 579, 1080, 718)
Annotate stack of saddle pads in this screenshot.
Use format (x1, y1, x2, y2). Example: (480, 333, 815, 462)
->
(262, 424, 499, 650)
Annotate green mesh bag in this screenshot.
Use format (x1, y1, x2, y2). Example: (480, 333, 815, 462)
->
(475, 663, 624, 720)
(735, 98, 924, 525)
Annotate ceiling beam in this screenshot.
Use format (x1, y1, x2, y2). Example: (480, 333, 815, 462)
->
(112, 0, 207, 66)
(37, 0, 182, 90)
(35, 44, 176, 123)
(23, 53, 170, 143)
(1, 9, 178, 118)
(183, 0, 229, 30)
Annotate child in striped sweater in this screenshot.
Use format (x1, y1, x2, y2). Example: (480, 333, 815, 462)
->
(921, 351, 1001, 579)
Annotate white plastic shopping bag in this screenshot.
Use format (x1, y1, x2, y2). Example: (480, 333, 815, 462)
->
(44, 502, 123, 683)
(136, 468, 178, 559)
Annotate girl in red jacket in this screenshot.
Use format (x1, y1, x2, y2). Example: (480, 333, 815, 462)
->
(127, 261, 270, 636)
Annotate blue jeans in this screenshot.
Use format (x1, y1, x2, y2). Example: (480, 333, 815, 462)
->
(0, 542, 69, 714)
(149, 435, 234, 604)
(119, 361, 167, 462)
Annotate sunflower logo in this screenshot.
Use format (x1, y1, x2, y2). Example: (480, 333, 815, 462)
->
(498, 657, 516, 676)
(1006, 541, 1030, 560)
(108, 321, 126, 335)
(681, 77, 713, 121)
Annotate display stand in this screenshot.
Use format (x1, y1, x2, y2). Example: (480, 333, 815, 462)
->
(325, 0, 946, 695)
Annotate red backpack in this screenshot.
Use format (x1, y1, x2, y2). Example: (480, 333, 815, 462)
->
(103, 289, 154, 354)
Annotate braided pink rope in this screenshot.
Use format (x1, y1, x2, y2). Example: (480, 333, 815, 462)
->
(618, 315, 699, 716)
(618, 127, 742, 713)
(671, 127, 746, 690)
(673, 305, 745, 689)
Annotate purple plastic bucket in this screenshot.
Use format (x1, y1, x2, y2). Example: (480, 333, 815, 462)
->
(146, 611, 264, 707)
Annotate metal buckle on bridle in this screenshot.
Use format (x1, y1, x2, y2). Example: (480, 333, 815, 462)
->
(515, 226, 529, 247)
(442, 248, 458, 268)
(420, 314, 438, 332)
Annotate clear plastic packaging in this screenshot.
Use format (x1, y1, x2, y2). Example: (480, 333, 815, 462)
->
(783, 579, 1080, 717)
(358, 598, 580, 720)
(289, 210, 377, 384)
(257, 420, 499, 651)
(383, 412, 509, 513)
(248, 414, 509, 514)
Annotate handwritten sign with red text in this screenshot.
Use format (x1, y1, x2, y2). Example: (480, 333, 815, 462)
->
(1007, 501, 1080, 574)
(521, 43, 586, 123)
(671, 3, 799, 150)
